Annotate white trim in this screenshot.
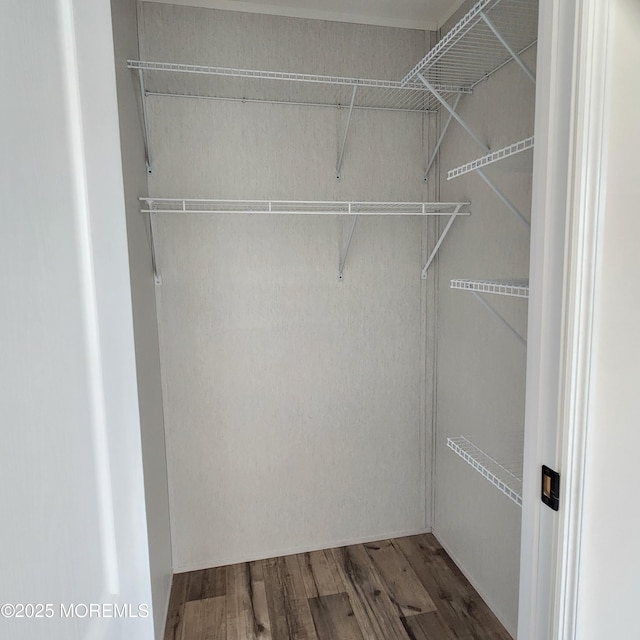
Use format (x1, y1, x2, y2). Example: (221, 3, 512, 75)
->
(553, 0, 611, 638)
(518, 1, 576, 638)
(143, 0, 440, 30)
(518, 1, 613, 639)
(172, 527, 431, 573)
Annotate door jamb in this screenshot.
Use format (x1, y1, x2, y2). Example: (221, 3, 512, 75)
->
(518, 1, 612, 638)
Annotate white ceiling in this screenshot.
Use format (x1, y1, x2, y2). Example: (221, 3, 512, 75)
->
(145, 0, 466, 30)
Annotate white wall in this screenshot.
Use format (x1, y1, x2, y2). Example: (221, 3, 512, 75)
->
(433, 2, 536, 634)
(138, 3, 436, 570)
(142, 0, 467, 30)
(574, 1, 640, 636)
(0, 1, 154, 638)
(110, 1, 173, 638)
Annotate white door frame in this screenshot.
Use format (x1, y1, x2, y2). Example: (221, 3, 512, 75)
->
(518, 1, 612, 638)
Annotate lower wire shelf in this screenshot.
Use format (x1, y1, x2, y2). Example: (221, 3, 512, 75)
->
(451, 278, 529, 298)
(447, 436, 522, 507)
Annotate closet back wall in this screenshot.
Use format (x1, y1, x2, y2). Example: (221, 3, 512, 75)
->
(139, 2, 434, 570)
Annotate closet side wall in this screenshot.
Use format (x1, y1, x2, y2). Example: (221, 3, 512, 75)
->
(139, 3, 435, 570)
(110, 1, 173, 636)
(433, 3, 536, 634)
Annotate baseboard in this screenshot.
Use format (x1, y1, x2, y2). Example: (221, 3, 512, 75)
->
(431, 530, 517, 639)
(173, 526, 432, 573)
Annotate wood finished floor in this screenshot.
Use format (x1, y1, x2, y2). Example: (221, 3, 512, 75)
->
(165, 533, 512, 640)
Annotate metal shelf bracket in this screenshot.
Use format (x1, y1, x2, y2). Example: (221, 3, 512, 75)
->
(338, 214, 358, 280)
(471, 291, 526, 345)
(148, 211, 162, 285)
(477, 169, 530, 228)
(336, 86, 358, 180)
(417, 74, 489, 154)
(424, 93, 463, 182)
(480, 11, 536, 84)
(136, 68, 153, 174)
(421, 203, 464, 278)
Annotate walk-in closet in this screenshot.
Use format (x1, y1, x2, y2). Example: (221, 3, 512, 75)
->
(114, 0, 537, 637)
(8, 0, 640, 639)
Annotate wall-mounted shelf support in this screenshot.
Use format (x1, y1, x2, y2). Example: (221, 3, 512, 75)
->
(471, 292, 526, 345)
(451, 278, 528, 344)
(148, 211, 162, 285)
(424, 93, 463, 182)
(479, 11, 536, 84)
(136, 69, 153, 174)
(418, 71, 530, 232)
(417, 74, 489, 154)
(421, 203, 464, 278)
(338, 215, 358, 280)
(447, 436, 522, 507)
(336, 86, 358, 180)
(447, 137, 533, 228)
(477, 169, 530, 228)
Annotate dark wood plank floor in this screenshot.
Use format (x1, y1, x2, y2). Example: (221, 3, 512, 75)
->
(165, 533, 512, 640)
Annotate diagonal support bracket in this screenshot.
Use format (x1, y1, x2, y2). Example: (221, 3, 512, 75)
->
(336, 85, 358, 180)
(338, 214, 359, 280)
(136, 68, 153, 174)
(424, 93, 463, 182)
(480, 11, 536, 84)
(417, 73, 489, 154)
(421, 204, 463, 279)
(148, 211, 162, 285)
(477, 169, 530, 228)
(471, 291, 526, 345)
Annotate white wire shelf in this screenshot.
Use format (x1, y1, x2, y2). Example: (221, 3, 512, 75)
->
(402, 0, 538, 92)
(451, 279, 529, 298)
(447, 436, 522, 507)
(447, 136, 534, 180)
(128, 60, 470, 113)
(140, 198, 471, 216)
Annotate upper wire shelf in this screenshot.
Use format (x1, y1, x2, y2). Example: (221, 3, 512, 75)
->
(447, 436, 522, 507)
(140, 198, 470, 216)
(451, 278, 529, 298)
(128, 60, 470, 113)
(448, 136, 534, 180)
(401, 0, 538, 92)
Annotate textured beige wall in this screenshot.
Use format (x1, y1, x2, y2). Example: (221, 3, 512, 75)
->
(433, 12, 536, 635)
(139, 2, 438, 570)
